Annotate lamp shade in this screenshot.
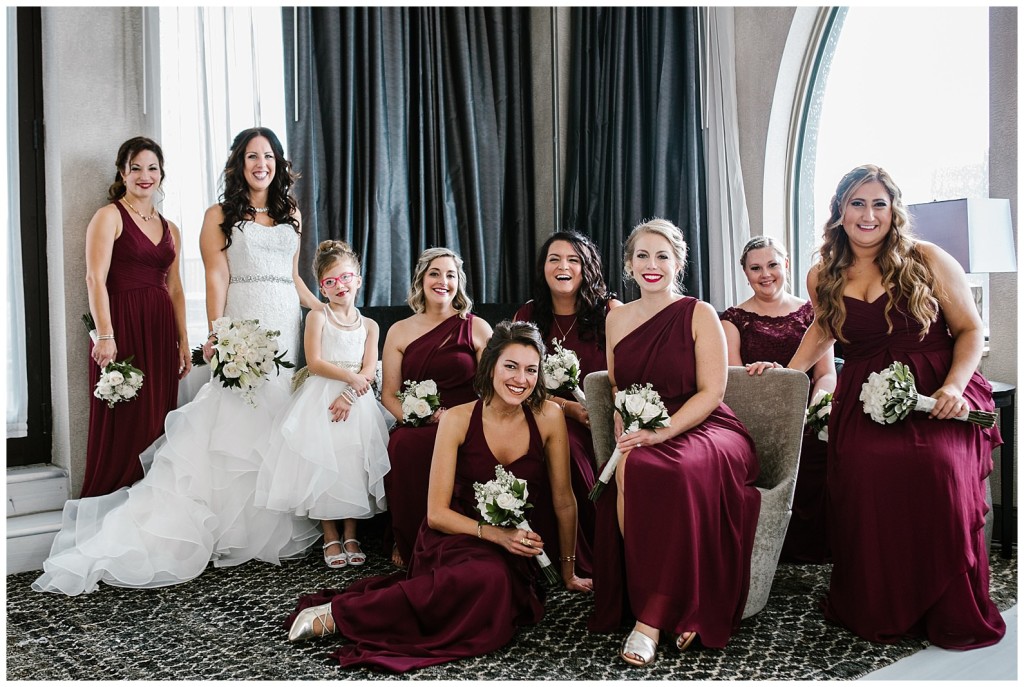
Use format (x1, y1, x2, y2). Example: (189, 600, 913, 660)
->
(907, 198, 1017, 273)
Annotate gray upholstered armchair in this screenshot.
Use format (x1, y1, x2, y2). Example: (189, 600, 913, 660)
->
(583, 367, 809, 619)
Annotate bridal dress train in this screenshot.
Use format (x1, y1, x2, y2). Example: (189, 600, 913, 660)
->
(33, 222, 320, 596)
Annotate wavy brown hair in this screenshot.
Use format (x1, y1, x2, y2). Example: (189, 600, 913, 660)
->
(473, 320, 548, 411)
(107, 136, 165, 202)
(530, 231, 616, 347)
(219, 127, 300, 250)
(406, 247, 473, 317)
(815, 164, 938, 343)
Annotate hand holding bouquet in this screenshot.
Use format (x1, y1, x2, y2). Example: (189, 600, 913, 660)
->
(542, 339, 586, 404)
(207, 317, 294, 407)
(94, 356, 144, 409)
(589, 383, 671, 501)
(806, 389, 833, 441)
(396, 379, 441, 427)
(860, 361, 996, 428)
(474, 465, 560, 585)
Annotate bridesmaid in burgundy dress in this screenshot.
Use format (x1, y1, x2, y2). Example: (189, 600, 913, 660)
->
(721, 236, 836, 563)
(83, 137, 191, 497)
(514, 230, 621, 576)
(285, 321, 592, 672)
(784, 165, 1004, 649)
(592, 219, 761, 666)
(380, 248, 492, 567)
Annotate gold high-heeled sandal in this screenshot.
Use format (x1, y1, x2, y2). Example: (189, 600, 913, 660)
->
(620, 629, 658, 667)
(288, 602, 335, 642)
(676, 631, 696, 651)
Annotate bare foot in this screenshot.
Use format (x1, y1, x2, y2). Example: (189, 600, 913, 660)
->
(391, 544, 406, 568)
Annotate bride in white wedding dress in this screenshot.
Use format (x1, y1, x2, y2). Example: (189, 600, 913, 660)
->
(34, 128, 324, 595)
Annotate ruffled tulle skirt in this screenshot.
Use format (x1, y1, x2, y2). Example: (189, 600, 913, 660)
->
(32, 372, 321, 596)
(254, 376, 389, 520)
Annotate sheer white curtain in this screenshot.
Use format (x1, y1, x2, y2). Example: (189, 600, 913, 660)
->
(703, 7, 751, 311)
(6, 9, 28, 438)
(157, 7, 288, 347)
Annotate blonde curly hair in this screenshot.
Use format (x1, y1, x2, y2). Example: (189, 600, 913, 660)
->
(406, 247, 473, 317)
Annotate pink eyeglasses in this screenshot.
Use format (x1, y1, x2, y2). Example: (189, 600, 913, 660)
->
(320, 273, 356, 289)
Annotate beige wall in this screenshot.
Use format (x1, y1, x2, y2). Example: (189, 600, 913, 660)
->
(42, 7, 152, 496)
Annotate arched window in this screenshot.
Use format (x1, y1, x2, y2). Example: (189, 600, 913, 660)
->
(794, 7, 990, 296)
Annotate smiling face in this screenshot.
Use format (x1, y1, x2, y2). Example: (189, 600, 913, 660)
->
(243, 136, 276, 194)
(422, 256, 459, 307)
(121, 150, 162, 201)
(319, 257, 361, 306)
(543, 239, 583, 299)
(491, 343, 540, 407)
(841, 180, 894, 253)
(742, 246, 788, 299)
(627, 232, 679, 294)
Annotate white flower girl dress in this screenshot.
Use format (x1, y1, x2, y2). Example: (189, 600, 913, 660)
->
(33, 222, 320, 595)
(254, 309, 390, 520)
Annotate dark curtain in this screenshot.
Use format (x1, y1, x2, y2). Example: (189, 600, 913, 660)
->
(283, 8, 535, 306)
(562, 8, 708, 301)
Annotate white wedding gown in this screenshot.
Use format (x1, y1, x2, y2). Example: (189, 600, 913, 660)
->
(33, 222, 320, 595)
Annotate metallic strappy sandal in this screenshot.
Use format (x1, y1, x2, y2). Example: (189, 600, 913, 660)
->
(620, 629, 658, 667)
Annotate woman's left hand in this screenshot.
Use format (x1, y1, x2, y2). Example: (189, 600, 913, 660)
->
(615, 427, 664, 453)
(929, 384, 969, 420)
(745, 361, 780, 376)
(177, 342, 192, 379)
(564, 400, 590, 427)
(564, 574, 593, 593)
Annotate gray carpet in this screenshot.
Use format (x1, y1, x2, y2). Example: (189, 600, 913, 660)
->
(6, 536, 1016, 681)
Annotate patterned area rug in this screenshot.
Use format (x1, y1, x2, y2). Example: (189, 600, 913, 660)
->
(6, 534, 1016, 681)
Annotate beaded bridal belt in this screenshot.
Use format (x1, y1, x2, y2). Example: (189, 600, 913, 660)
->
(290, 360, 363, 392)
(229, 275, 292, 285)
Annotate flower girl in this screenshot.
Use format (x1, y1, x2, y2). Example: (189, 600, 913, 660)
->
(255, 240, 390, 568)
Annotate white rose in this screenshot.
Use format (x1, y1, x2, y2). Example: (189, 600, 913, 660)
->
(105, 370, 125, 386)
(495, 492, 520, 510)
(410, 397, 432, 418)
(416, 380, 437, 397)
(614, 390, 627, 409)
(94, 384, 112, 399)
(624, 394, 646, 417)
(129, 372, 143, 385)
(639, 402, 663, 424)
(119, 384, 137, 399)
(817, 427, 829, 442)
(261, 358, 277, 374)
(809, 388, 830, 407)
(222, 362, 242, 379)
(211, 317, 231, 335)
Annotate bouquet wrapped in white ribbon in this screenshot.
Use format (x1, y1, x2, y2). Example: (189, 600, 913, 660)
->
(396, 379, 441, 427)
(860, 361, 996, 428)
(208, 317, 294, 407)
(473, 465, 560, 585)
(94, 356, 144, 409)
(589, 383, 671, 501)
(542, 339, 586, 404)
(806, 389, 833, 441)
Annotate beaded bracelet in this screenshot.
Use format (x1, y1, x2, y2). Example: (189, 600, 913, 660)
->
(477, 522, 484, 539)
(558, 555, 576, 562)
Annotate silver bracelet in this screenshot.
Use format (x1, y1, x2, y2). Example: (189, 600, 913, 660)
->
(97, 334, 115, 341)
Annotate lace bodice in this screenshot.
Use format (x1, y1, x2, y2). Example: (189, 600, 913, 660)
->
(720, 301, 814, 365)
(223, 222, 301, 363)
(320, 309, 368, 370)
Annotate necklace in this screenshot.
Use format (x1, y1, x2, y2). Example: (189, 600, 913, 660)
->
(325, 306, 361, 329)
(122, 198, 156, 222)
(250, 206, 269, 214)
(553, 313, 578, 340)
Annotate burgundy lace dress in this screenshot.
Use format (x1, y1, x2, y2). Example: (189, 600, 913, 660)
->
(720, 300, 829, 562)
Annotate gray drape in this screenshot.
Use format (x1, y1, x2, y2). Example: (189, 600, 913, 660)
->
(283, 8, 535, 306)
(562, 8, 708, 301)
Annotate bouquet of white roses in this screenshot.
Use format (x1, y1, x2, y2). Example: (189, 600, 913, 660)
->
(397, 379, 441, 427)
(806, 389, 833, 441)
(474, 465, 560, 585)
(94, 356, 144, 409)
(542, 339, 586, 404)
(207, 317, 294, 407)
(589, 383, 671, 501)
(860, 361, 996, 428)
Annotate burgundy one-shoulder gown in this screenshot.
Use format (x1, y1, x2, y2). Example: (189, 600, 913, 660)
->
(515, 300, 605, 576)
(590, 297, 761, 648)
(82, 203, 179, 497)
(286, 401, 557, 672)
(384, 314, 480, 563)
(823, 294, 1004, 648)
(721, 301, 829, 562)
